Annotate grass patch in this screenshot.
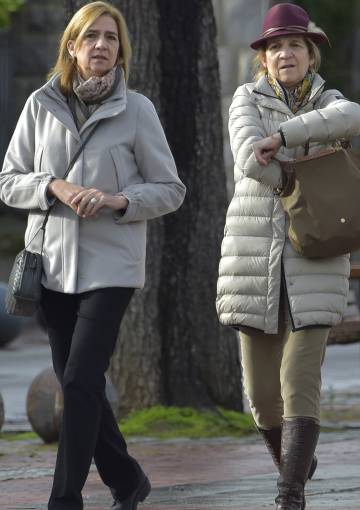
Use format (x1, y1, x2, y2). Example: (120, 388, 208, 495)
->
(321, 407, 360, 422)
(0, 431, 38, 442)
(120, 406, 256, 439)
(0, 408, 256, 442)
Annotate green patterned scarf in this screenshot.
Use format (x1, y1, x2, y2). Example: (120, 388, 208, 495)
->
(267, 71, 315, 113)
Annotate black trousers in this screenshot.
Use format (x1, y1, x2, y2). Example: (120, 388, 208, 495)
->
(40, 286, 140, 510)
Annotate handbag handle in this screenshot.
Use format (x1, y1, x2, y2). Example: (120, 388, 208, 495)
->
(278, 147, 346, 198)
(278, 160, 296, 198)
(26, 121, 100, 252)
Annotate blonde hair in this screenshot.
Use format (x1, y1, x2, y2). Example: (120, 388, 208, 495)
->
(49, 1, 132, 95)
(252, 37, 321, 81)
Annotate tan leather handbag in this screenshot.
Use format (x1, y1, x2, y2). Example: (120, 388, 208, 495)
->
(280, 147, 360, 258)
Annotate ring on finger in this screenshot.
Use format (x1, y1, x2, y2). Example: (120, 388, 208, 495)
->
(89, 197, 98, 205)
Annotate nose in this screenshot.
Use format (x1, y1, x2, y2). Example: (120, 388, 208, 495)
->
(279, 47, 293, 58)
(94, 35, 107, 49)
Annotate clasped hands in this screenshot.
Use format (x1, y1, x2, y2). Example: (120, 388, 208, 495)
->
(252, 132, 282, 166)
(48, 179, 129, 218)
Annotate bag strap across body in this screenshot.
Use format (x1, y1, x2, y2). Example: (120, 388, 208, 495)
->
(26, 121, 100, 253)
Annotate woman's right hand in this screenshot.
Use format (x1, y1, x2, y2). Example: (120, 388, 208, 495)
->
(47, 179, 86, 212)
(253, 133, 282, 166)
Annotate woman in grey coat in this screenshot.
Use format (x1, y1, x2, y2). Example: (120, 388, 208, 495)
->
(0, 2, 185, 510)
(216, 3, 360, 510)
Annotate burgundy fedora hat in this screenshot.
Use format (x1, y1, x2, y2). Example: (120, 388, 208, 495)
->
(250, 3, 329, 50)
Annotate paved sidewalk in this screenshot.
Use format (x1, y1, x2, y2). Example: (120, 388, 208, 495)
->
(0, 428, 359, 510)
(1, 328, 359, 509)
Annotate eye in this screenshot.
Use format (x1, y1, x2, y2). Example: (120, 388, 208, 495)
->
(290, 40, 305, 48)
(85, 32, 96, 39)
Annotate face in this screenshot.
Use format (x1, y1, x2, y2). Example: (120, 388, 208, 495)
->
(67, 14, 120, 80)
(262, 36, 314, 89)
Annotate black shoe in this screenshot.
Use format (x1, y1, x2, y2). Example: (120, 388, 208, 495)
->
(111, 474, 151, 510)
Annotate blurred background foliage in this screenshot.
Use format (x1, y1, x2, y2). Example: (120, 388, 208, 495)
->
(295, 0, 360, 99)
(0, 0, 26, 257)
(0, 0, 24, 29)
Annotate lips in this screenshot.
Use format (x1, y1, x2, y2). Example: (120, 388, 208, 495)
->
(280, 65, 295, 70)
(92, 55, 107, 61)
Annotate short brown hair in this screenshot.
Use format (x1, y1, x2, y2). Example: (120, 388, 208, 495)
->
(49, 1, 132, 95)
(252, 36, 321, 82)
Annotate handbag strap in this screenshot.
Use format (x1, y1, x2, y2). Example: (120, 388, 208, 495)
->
(304, 140, 310, 156)
(63, 124, 99, 182)
(26, 121, 100, 252)
(303, 98, 318, 156)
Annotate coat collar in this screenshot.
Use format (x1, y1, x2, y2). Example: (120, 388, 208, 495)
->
(35, 70, 128, 140)
(250, 73, 326, 116)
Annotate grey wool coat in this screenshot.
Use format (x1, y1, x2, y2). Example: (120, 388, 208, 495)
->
(216, 74, 360, 334)
(0, 73, 186, 293)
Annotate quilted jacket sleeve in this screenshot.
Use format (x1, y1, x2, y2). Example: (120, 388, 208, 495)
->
(280, 90, 360, 148)
(229, 85, 283, 189)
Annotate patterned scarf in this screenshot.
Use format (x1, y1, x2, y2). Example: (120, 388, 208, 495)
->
(74, 66, 119, 105)
(266, 71, 315, 113)
(69, 66, 121, 129)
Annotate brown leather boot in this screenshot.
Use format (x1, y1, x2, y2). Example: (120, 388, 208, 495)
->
(258, 426, 282, 470)
(274, 418, 320, 510)
(258, 426, 317, 479)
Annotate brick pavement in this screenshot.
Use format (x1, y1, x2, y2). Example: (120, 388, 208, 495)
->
(0, 429, 359, 510)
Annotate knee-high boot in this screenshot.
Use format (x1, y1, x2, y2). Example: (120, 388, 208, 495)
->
(258, 426, 317, 478)
(274, 418, 320, 510)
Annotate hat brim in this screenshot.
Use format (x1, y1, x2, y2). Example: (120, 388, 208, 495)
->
(250, 30, 329, 50)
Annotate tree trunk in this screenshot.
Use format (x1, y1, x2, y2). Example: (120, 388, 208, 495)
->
(65, 0, 243, 414)
(155, 0, 242, 409)
(110, 0, 166, 412)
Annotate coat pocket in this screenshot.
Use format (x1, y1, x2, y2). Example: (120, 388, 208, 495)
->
(110, 147, 125, 191)
(82, 147, 120, 194)
(34, 145, 44, 173)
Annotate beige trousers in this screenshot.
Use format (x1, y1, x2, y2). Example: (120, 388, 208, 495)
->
(240, 304, 329, 429)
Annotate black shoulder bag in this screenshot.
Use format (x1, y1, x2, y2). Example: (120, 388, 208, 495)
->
(5, 122, 99, 316)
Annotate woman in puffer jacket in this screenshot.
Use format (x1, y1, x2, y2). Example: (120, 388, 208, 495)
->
(216, 3, 360, 509)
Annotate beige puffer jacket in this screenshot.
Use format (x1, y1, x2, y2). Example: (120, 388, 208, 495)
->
(216, 74, 360, 334)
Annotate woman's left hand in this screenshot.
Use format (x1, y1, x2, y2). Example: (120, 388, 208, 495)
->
(70, 188, 129, 218)
(253, 133, 282, 166)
